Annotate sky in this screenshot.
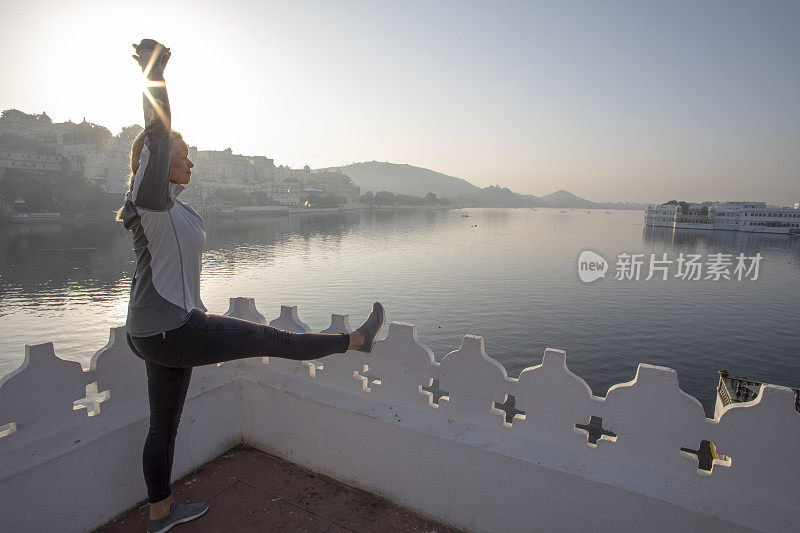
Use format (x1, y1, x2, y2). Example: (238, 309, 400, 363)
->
(1, 0, 798, 204)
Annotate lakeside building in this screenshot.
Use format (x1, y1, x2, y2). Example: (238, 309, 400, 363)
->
(0, 110, 74, 137)
(52, 139, 130, 194)
(190, 147, 276, 202)
(1, 110, 132, 194)
(276, 165, 361, 205)
(308, 168, 361, 204)
(0, 141, 66, 177)
(645, 201, 800, 234)
(1, 110, 362, 208)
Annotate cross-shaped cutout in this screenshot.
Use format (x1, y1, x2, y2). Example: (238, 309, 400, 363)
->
(680, 440, 731, 474)
(353, 364, 381, 392)
(73, 382, 111, 417)
(492, 394, 526, 427)
(0, 422, 17, 439)
(574, 415, 617, 447)
(419, 378, 450, 408)
(302, 359, 324, 378)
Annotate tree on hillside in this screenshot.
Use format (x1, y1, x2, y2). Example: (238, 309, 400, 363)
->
(0, 171, 56, 212)
(425, 192, 437, 205)
(74, 121, 112, 144)
(396, 194, 425, 205)
(0, 169, 115, 215)
(212, 187, 250, 206)
(250, 190, 275, 205)
(322, 194, 347, 208)
(118, 124, 144, 147)
(1, 109, 52, 123)
(374, 191, 395, 205)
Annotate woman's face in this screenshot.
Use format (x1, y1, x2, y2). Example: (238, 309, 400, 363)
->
(169, 140, 194, 185)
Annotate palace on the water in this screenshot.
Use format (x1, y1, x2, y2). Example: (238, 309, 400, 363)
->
(645, 201, 800, 234)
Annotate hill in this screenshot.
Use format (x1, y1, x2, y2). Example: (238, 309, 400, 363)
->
(322, 161, 480, 198)
(536, 190, 595, 208)
(323, 161, 646, 209)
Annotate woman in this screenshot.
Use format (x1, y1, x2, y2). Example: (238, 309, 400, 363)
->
(120, 39, 385, 533)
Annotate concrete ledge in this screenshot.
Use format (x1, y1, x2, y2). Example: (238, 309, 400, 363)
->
(1, 298, 798, 532)
(240, 377, 761, 533)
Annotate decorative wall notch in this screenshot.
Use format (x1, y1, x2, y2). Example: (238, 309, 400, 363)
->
(73, 382, 110, 417)
(0, 421, 17, 439)
(680, 440, 731, 474)
(321, 314, 352, 334)
(419, 378, 450, 408)
(302, 360, 324, 378)
(493, 394, 526, 428)
(354, 364, 381, 392)
(574, 415, 617, 447)
(269, 305, 311, 333)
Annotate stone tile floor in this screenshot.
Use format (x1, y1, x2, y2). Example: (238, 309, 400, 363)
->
(96, 445, 461, 532)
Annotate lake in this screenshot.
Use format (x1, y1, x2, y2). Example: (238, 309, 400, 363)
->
(1, 207, 798, 413)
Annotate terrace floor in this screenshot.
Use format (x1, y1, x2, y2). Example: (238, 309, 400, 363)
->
(96, 445, 460, 533)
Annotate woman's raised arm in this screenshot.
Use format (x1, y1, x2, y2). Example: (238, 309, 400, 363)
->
(130, 39, 173, 210)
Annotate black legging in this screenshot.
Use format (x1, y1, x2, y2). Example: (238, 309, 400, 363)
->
(126, 308, 350, 503)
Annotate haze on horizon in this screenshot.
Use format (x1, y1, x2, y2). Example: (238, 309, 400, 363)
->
(1, 0, 797, 205)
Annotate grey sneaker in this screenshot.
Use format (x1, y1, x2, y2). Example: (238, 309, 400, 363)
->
(147, 501, 209, 533)
(356, 302, 385, 352)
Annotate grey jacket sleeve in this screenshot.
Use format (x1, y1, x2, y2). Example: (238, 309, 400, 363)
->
(131, 56, 172, 211)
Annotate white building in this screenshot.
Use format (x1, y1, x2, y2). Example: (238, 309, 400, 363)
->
(1, 110, 363, 204)
(644, 203, 679, 227)
(0, 110, 73, 137)
(191, 148, 275, 200)
(0, 147, 64, 176)
(645, 201, 800, 234)
(275, 165, 361, 205)
(308, 170, 360, 204)
(52, 140, 130, 194)
(1, 111, 132, 194)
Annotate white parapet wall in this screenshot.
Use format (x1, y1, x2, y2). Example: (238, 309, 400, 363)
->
(1, 298, 798, 532)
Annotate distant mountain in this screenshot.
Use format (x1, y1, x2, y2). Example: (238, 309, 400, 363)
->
(456, 185, 535, 208)
(322, 161, 646, 210)
(535, 190, 648, 210)
(457, 187, 647, 210)
(536, 190, 595, 208)
(322, 161, 480, 198)
(539, 190, 583, 202)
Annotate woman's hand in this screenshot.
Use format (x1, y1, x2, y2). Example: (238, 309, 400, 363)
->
(131, 39, 171, 74)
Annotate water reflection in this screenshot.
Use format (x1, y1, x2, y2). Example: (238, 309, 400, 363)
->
(0, 221, 134, 313)
(643, 226, 800, 267)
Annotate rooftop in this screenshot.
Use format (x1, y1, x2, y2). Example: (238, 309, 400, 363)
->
(2, 298, 798, 532)
(97, 445, 457, 533)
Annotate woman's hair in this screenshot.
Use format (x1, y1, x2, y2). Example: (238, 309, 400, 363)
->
(114, 130, 184, 221)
